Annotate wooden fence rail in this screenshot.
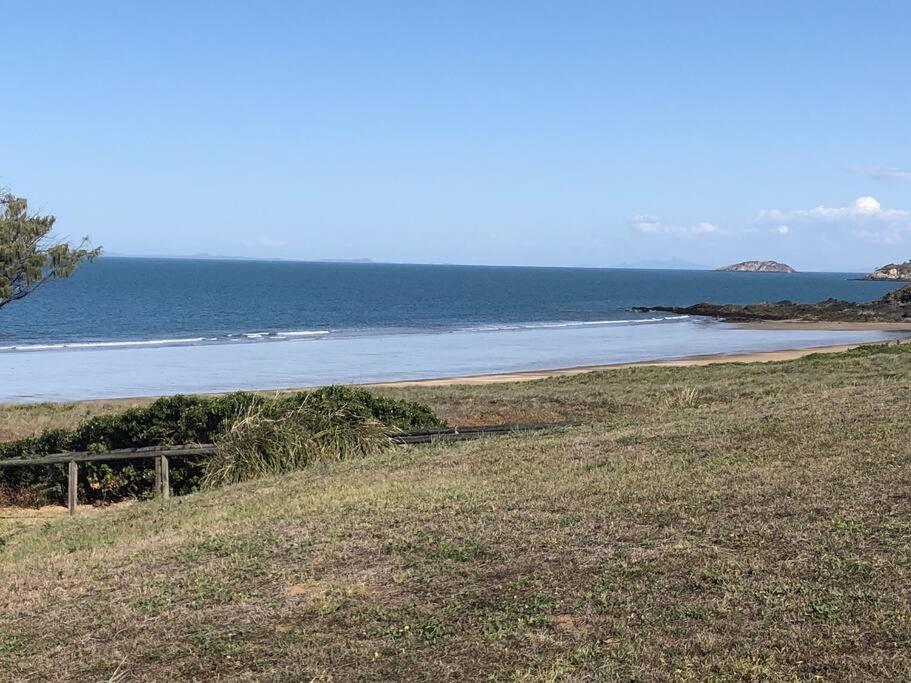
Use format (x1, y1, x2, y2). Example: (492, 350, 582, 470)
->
(0, 421, 580, 514)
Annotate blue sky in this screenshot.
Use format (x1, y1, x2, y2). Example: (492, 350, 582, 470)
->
(3, 1, 911, 271)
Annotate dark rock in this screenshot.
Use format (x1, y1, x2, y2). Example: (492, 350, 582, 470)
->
(636, 284, 911, 323)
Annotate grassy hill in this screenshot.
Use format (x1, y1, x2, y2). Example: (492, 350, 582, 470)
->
(2, 345, 911, 680)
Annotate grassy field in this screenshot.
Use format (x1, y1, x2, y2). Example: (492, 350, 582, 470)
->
(0, 398, 145, 443)
(2, 344, 911, 680)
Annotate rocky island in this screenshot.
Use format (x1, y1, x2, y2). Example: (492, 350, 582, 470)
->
(635, 284, 911, 322)
(717, 260, 796, 273)
(863, 261, 911, 281)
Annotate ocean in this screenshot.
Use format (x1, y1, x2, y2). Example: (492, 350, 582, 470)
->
(0, 257, 904, 402)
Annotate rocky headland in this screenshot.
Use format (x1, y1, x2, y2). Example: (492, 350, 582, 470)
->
(635, 284, 911, 323)
(863, 261, 911, 281)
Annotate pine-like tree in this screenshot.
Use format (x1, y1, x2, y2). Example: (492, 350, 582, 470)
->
(0, 192, 101, 310)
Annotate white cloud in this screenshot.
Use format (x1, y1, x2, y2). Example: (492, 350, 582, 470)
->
(632, 196, 911, 244)
(631, 214, 661, 233)
(807, 195, 888, 219)
(630, 215, 724, 237)
(630, 195, 911, 244)
(756, 196, 911, 243)
(854, 196, 882, 214)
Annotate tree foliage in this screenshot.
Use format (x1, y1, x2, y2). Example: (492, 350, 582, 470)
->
(0, 192, 101, 310)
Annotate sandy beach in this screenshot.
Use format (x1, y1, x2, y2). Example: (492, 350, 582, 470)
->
(373, 334, 911, 388)
(736, 320, 911, 332)
(82, 333, 911, 399)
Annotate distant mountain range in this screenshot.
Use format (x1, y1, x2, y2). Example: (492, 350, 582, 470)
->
(106, 252, 375, 264)
(103, 254, 715, 270)
(611, 258, 711, 270)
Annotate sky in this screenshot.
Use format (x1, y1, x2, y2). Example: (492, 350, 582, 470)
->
(3, 1, 911, 272)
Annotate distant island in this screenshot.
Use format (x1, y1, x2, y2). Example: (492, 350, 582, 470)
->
(863, 261, 911, 281)
(635, 284, 911, 322)
(717, 260, 796, 273)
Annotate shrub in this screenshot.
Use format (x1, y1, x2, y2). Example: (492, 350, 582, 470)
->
(0, 387, 444, 506)
(274, 385, 443, 432)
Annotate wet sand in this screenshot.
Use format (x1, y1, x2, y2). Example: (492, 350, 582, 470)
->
(3, 321, 910, 402)
(4, 338, 885, 406)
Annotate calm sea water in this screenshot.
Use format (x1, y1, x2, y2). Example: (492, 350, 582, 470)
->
(0, 257, 904, 401)
(0, 257, 900, 348)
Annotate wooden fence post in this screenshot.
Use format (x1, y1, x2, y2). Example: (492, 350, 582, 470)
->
(67, 460, 78, 515)
(160, 455, 170, 500)
(154, 456, 162, 498)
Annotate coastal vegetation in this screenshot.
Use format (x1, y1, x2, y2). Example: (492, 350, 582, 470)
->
(0, 387, 443, 506)
(0, 191, 100, 311)
(2, 344, 911, 679)
(637, 282, 911, 322)
(202, 398, 393, 488)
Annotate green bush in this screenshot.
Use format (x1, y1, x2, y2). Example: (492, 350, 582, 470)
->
(0, 387, 444, 506)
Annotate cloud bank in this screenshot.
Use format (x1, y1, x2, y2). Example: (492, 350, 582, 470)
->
(632, 196, 911, 245)
(756, 196, 911, 244)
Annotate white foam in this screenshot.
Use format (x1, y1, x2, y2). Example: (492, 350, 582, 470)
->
(464, 315, 690, 333)
(0, 319, 690, 354)
(0, 330, 331, 352)
(241, 330, 330, 339)
(0, 337, 212, 352)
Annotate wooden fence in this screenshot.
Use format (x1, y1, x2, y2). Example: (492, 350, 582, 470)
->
(0, 422, 580, 514)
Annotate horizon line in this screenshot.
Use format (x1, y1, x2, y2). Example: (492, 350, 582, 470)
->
(98, 253, 875, 274)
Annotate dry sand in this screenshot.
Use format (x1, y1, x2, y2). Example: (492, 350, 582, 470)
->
(736, 320, 911, 332)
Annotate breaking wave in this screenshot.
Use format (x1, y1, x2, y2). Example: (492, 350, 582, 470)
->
(462, 315, 691, 333)
(0, 316, 694, 353)
(0, 330, 331, 352)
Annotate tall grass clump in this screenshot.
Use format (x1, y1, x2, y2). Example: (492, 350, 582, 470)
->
(203, 399, 391, 488)
(660, 385, 700, 409)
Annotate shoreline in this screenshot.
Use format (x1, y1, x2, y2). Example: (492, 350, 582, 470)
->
(3, 324, 910, 404)
(367, 334, 911, 387)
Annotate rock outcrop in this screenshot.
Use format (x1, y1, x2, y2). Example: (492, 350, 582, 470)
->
(864, 262, 911, 281)
(634, 284, 911, 323)
(717, 261, 796, 273)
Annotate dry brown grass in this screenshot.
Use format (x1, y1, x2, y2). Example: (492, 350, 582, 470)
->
(0, 398, 151, 442)
(1, 344, 911, 680)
